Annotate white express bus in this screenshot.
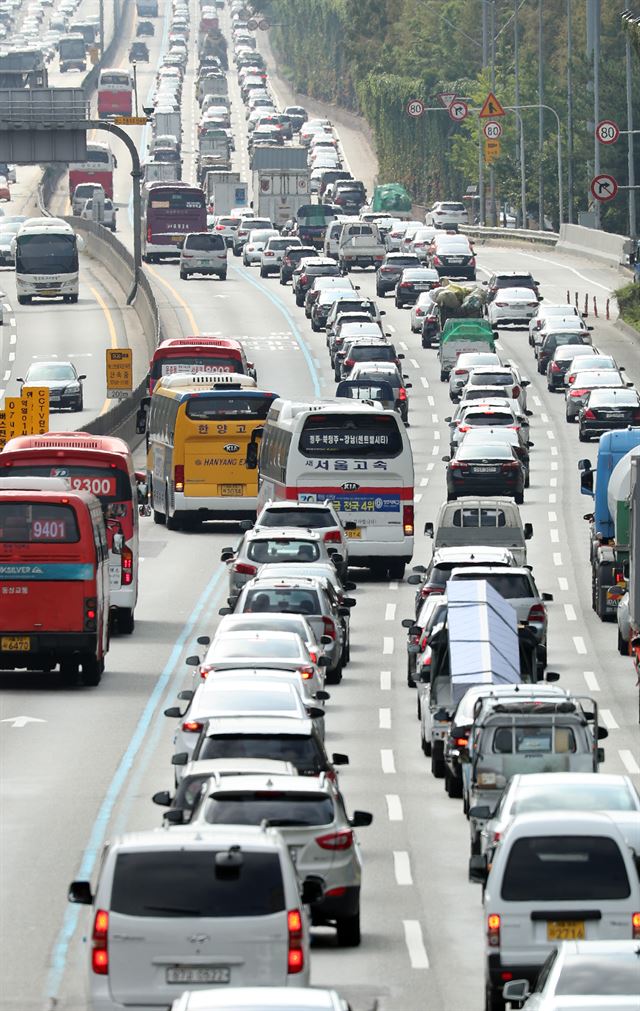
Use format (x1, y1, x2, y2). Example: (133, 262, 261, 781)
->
(255, 399, 415, 578)
(14, 218, 83, 305)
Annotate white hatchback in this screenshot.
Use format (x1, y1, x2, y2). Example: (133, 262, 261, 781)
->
(260, 236, 301, 277)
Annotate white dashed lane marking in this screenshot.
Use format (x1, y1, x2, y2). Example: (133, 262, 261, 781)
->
(619, 750, 640, 774)
(394, 851, 413, 886)
(403, 920, 430, 969)
(381, 749, 396, 774)
(583, 670, 600, 692)
(386, 794, 403, 821)
(563, 604, 577, 621)
(573, 636, 587, 654)
(385, 603, 396, 621)
(600, 709, 619, 730)
(379, 708, 391, 729)
(380, 670, 391, 691)
(383, 636, 394, 655)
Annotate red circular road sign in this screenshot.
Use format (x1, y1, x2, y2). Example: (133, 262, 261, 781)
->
(590, 173, 618, 202)
(448, 100, 468, 122)
(406, 98, 425, 118)
(596, 119, 620, 145)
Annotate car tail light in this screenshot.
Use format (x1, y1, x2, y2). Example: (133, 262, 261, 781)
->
(182, 252, 193, 259)
(570, 388, 587, 398)
(399, 281, 412, 288)
(568, 374, 576, 385)
(582, 408, 596, 420)
(287, 909, 304, 973)
(550, 361, 561, 372)
(215, 224, 225, 230)
(527, 603, 546, 623)
(199, 663, 215, 680)
(234, 562, 258, 578)
(147, 226, 152, 242)
(633, 410, 640, 421)
(322, 616, 336, 640)
(487, 913, 501, 948)
(512, 385, 521, 398)
(501, 461, 520, 472)
(450, 461, 469, 471)
(432, 255, 442, 265)
(420, 586, 443, 599)
(457, 424, 470, 434)
(323, 530, 341, 544)
(264, 250, 274, 256)
(469, 256, 476, 266)
(455, 737, 468, 747)
(398, 387, 407, 401)
(297, 665, 316, 680)
(181, 720, 203, 732)
(416, 308, 424, 316)
(335, 196, 345, 205)
(299, 273, 308, 285)
(121, 545, 133, 586)
(454, 368, 468, 376)
(84, 597, 97, 632)
(403, 503, 414, 536)
(316, 829, 354, 850)
(632, 912, 640, 939)
(426, 314, 438, 322)
(344, 358, 355, 368)
(91, 909, 109, 975)
(174, 464, 184, 492)
(495, 301, 508, 307)
(527, 301, 539, 307)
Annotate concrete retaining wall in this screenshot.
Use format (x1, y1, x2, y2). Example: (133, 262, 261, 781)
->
(557, 223, 633, 268)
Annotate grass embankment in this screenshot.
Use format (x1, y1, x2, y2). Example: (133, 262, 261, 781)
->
(615, 283, 640, 331)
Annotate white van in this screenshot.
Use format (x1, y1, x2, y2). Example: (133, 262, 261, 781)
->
(471, 811, 640, 1011)
(68, 826, 318, 1009)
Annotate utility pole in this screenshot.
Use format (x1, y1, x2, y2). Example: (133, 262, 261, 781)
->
(489, 0, 496, 226)
(538, 0, 544, 228)
(626, 31, 637, 239)
(567, 0, 573, 222)
(592, 0, 602, 228)
(514, 0, 526, 227)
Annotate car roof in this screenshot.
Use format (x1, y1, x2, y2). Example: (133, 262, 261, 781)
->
(212, 629, 304, 643)
(433, 546, 514, 561)
(508, 771, 637, 789)
(501, 810, 630, 838)
(175, 987, 348, 1010)
(202, 715, 314, 735)
(261, 501, 334, 511)
(181, 758, 298, 779)
(450, 565, 530, 576)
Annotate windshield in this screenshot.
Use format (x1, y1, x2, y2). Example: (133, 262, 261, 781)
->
(204, 792, 333, 826)
(26, 364, 75, 381)
(556, 957, 640, 996)
(213, 636, 301, 659)
(7, 464, 131, 507)
(0, 503, 79, 543)
(16, 233, 78, 275)
(260, 509, 334, 528)
(512, 782, 636, 815)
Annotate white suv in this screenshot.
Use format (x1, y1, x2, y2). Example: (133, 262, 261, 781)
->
(260, 235, 302, 277)
(251, 499, 352, 575)
(425, 200, 467, 229)
(68, 826, 317, 1007)
(179, 231, 227, 281)
(181, 772, 373, 946)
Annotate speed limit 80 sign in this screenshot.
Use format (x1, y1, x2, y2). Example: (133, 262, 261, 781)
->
(596, 120, 620, 145)
(483, 120, 503, 140)
(406, 98, 425, 118)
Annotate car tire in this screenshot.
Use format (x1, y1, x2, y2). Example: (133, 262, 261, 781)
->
(484, 982, 505, 1011)
(80, 654, 103, 687)
(279, 277, 286, 285)
(166, 510, 181, 532)
(233, 247, 240, 257)
(295, 294, 304, 307)
(118, 608, 135, 635)
(334, 369, 341, 382)
(566, 409, 575, 423)
(395, 299, 402, 309)
(219, 272, 227, 281)
(387, 559, 405, 580)
(421, 731, 431, 756)
(514, 490, 524, 505)
(311, 318, 319, 332)
(524, 471, 530, 488)
(578, 427, 588, 441)
(618, 628, 629, 655)
(325, 662, 343, 685)
(376, 288, 384, 298)
(417, 696, 421, 719)
(445, 768, 463, 798)
(60, 658, 79, 683)
(336, 913, 360, 947)
(431, 749, 445, 778)
(440, 371, 447, 382)
(179, 270, 187, 280)
(259, 267, 266, 277)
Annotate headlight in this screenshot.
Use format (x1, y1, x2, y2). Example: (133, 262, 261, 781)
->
(65, 383, 80, 392)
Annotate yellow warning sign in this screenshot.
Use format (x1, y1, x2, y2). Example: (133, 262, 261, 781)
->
(114, 116, 148, 125)
(479, 91, 506, 118)
(0, 409, 6, 450)
(5, 397, 28, 442)
(485, 138, 501, 162)
(106, 349, 133, 400)
(22, 387, 50, 435)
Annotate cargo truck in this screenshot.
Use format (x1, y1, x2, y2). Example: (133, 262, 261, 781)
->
(252, 145, 310, 227)
(578, 429, 640, 620)
(203, 171, 248, 214)
(370, 183, 413, 219)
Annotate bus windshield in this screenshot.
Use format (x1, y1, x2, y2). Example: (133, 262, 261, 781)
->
(297, 205, 335, 224)
(87, 149, 110, 165)
(16, 234, 78, 275)
(5, 465, 132, 510)
(185, 394, 274, 420)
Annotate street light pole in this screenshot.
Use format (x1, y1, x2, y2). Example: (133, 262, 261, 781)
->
(489, 0, 497, 226)
(538, 0, 544, 228)
(506, 104, 563, 227)
(626, 32, 637, 239)
(514, 0, 526, 227)
(567, 0, 573, 221)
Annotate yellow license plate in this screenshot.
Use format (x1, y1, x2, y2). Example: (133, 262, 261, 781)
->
(1, 636, 31, 651)
(547, 921, 585, 941)
(345, 528, 362, 538)
(219, 484, 243, 496)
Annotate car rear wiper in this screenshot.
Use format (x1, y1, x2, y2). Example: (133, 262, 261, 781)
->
(143, 905, 202, 915)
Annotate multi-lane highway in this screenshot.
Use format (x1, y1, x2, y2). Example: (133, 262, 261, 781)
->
(0, 2, 639, 1011)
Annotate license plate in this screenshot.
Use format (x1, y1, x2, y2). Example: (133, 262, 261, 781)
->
(605, 412, 625, 419)
(546, 921, 585, 941)
(345, 528, 362, 538)
(447, 257, 463, 264)
(109, 565, 121, 590)
(166, 966, 230, 984)
(472, 466, 498, 473)
(219, 484, 243, 496)
(1, 636, 30, 651)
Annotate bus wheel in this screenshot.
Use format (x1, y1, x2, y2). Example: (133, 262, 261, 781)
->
(118, 609, 135, 635)
(81, 655, 103, 686)
(166, 510, 181, 531)
(70, 294, 78, 304)
(387, 560, 405, 580)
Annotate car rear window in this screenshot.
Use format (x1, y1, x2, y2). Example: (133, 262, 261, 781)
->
(556, 957, 640, 996)
(260, 508, 334, 528)
(199, 733, 325, 774)
(457, 443, 513, 461)
(464, 412, 513, 426)
(111, 850, 285, 917)
(496, 275, 534, 287)
(243, 588, 320, 615)
(185, 233, 225, 251)
(351, 345, 394, 362)
(501, 835, 630, 901)
(204, 792, 334, 826)
(441, 202, 464, 212)
(452, 508, 509, 527)
(587, 390, 638, 406)
(491, 725, 576, 754)
(453, 573, 533, 598)
(469, 372, 512, 386)
(299, 413, 403, 458)
(214, 637, 301, 659)
(247, 539, 321, 564)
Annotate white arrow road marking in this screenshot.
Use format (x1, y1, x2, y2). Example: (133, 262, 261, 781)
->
(1, 716, 46, 728)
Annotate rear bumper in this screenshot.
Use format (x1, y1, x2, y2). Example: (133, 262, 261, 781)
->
(175, 492, 257, 518)
(448, 475, 522, 498)
(0, 632, 98, 669)
(311, 884, 360, 923)
(487, 954, 544, 989)
(580, 419, 636, 436)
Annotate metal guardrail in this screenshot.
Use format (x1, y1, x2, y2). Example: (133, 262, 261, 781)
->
(462, 225, 559, 246)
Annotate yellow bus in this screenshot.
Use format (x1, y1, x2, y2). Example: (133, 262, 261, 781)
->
(139, 373, 278, 530)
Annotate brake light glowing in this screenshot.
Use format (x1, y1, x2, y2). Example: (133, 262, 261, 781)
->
(84, 597, 97, 632)
(233, 562, 258, 576)
(298, 665, 315, 680)
(550, 361, 561, 372)
(398, 387, 407, 401)
(287, 909, 304, 974)
(215, 224, 225, 230)
(632, 912, 640, 938)
(455, 737, 468, 747)
(570, 388, 587, 397)
(512, 385, 521, 398)
(323, 530, 341, 543)
(174, 464, 184, 492)
(91, 909, 109, 975)
(432, 255, 441, 265)
(403, 503, 414, 536)
(147, 226, 152, 242)
(181, 720, 203, 732)
(487, 913, 501, 948)
(582, 409, 596, 420)
(316, 829, 354, 850)
(121, 546, 133, 586)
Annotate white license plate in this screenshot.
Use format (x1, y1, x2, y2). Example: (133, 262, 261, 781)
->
(605, 412, 625, 418)
(446, 257, 464, 264)
(109, 564, 121, 589)
(473, 466, 498, 473)
(166, 966, 230, 984)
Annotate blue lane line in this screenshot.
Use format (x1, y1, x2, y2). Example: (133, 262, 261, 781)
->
(231, 264, 322, 397)
(44, 561, 226, 1002)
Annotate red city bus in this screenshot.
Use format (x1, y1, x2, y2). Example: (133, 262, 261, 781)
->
(141, 182, 208, 262)
(148, 337, 257, 393)
(0, 488, 110, 685)
(97, 68, 134, 119)
(69, 142, 116, 199)
(0, 433, 140, 633)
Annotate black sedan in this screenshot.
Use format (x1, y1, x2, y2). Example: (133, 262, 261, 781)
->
(18, 360, 86, 412)
(443, 440, 525, 503)
(578, 387, 640, 441)
(280, 245, 317, 284)
(129, 41, 149, 61)
(395, 268, 440, 308)
(375, 253, 421, 296)
(546, 344, 600, 391)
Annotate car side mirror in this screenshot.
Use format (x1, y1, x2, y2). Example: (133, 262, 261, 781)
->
(527, 441, 534, 448)
(218, 606, 231, 616)
(301, 875, 324, 904)
(468, 805, 492, 820)
(597, 725, 609, 740)
(332, 752, 349, 766)
(424, 522, 434, 537)
(171, 752, 188, 766)
(315, 690, 330, 701)
(78, 374, 87, 381)
(468, 854, 488, 884)
(542, 592, 553, 602)
(597, 746, 606, 763)
(545, 670, 560, 682)
(441, 455, 451, 462)
(350, 810, 373, 828)
(342, 597, 356, 607)
(407, 643, 421, 654)
(185, 655, 200, 666)
(68, 880, 93, 905)
(197, 635, 210, 646)
(135, 406, 148, 435)
(397, 353, 405, 359)
(401, 618, 416, 628)
(502, 980, 530, 1006)
(245, 440, 259, 470)
(587, 325, 594, 331)
(306, 705, 324, 720)
(524, 523, 533, 540)
(317, 655, 329, 667)
(405, 382, 413, 389)
(238, 519, 253, 531)
(163, 706, 182, 718)
(164, 808, 185, 825)
(220, 550, 234, 562)
(338, 606, 350, 617)
(444, 416, 452, 423)
(152, 790, 172, 807)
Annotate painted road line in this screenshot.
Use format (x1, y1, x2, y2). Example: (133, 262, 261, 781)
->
(380, 670, 391, 691)
(432, 445, 439, 455)
(8, 351, 14, 362)
(386, 794, 403, 821)
(563, 604, 577, 621)
(389, 581, 399, 590)
(548, 511, 557, 522)
(410, 358, 419, 368)
(381, 749, 396, 774)
(558, 577, 569, 591)
(550, 476, 557, 486)
(9, 333, 16, 344)
(383, 636, 394, 654)
(420, 376, 429, 388)
(379, 708, 391, 729)
(427, 462, 435, 471)
(550, 529, 559, 543)
(573, 636, 587, 654)
(547, 430, 555, 440)
(600, 708, 619, 730)
(146, 264, 200, 334)
(541, 413, 548, 423)
(550, 446, 558, 456)
(385, 603, 397, 621)
(399, 341, 408, 350)
(549, 493, 557, 504)
(403, 920, 430, 969)
(394, 851, 413, 886)
(420, 477, 429, 487)
(553, 553, 563, 566)
(583, 670, 600, 692)
(427, 395, 435, 406)
(3, 370, 10, 381)
(414, 493, 422, 504)
(431, 413, 439, 424)
(619, 750, 640, 774)
(533, 395, 542, 407)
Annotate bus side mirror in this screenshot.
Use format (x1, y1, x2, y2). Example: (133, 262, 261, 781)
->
(246, 429, 263, 470)
(136, 403, 148, 435)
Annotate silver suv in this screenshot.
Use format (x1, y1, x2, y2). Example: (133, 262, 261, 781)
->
(221, 527, 340, 598)
(179, 772, 373, 947)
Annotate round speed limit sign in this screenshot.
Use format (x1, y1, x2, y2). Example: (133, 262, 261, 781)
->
(483, 120, 503, 140)
(595, 120, 620, 145)
(406, 98, 425, 118)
